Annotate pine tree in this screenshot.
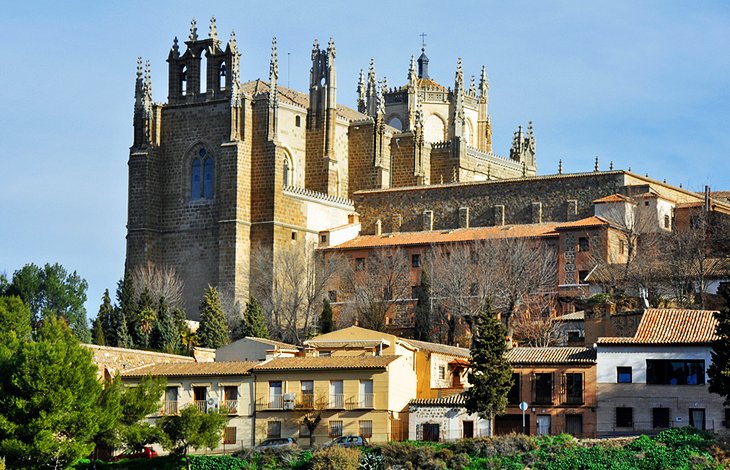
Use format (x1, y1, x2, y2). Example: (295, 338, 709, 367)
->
(318, 299, 334, 334)
(115, 309, 132, 349)
(152, 297, 182, 354)
(464, 301, 513, 430)
(115, 272, 137, 347)
(91, 317, 106, 345)
(97, 289, 115, 345)
(413, 270, 432, 341)
(197, 286, 229, 349)
(709, 282, 730, 405)
(241, 297, 269, 338)
(133, 288, 156, 349)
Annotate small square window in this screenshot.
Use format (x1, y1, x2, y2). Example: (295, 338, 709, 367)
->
(224, 426, 237, 444)
(411, 254, 421, 268)
(438, 366, 445, 380)
(619, 240, 625, 254)
(578, 237, 590, 252)
(355, 258, 365, 271)
(652, 408, 670, 428)
(359, 420, 373, 438)
(329, 420, 343, 438)
(295, 115, 302, 127)
(617, 367, 632, 383)
(578, 270, 590, 283)
(328, 290, 337, 302)
(291, 231, 297, 241)
(321, 234, 327, 243)
(616, 407, 633, 428)
(644, 201, 650, 206)
(267, 421, 282, 438)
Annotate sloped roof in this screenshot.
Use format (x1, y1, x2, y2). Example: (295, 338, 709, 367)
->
(593, 193, 634, 204)
(554, 311, 585, 321)
(554, 216, 610, 230)
(245, 336, 299, 350)
(253, 355, 399, 371)
(404, 338, 470, 358)
(239, 80, 369, 122)
(121, 361, 258, 378)
(598, 308, 718, 345)
(417, 77, 448, 91)
(327, 223, 560, 250)
(507, 347, 596, 364)
(410, 392, 466, 407)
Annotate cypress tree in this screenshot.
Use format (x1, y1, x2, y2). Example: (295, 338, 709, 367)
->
(464, 301, 513, 430)
(709, 282, 730, 405)
(151, 297, 181, 354)
(115, 309, 131, 349)
(413, 269, 432, 341)
(91, 317, 106, 345)
(319, 299, 334, 334)
(97, 289, 115, 345)
(115, 273, 137, 347)
(242, 297, 269, 338)
(197, 286, 229, 349)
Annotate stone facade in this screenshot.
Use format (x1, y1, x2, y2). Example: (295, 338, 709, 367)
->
(125, 19, 541, 317)
(84, 344, 195, 378)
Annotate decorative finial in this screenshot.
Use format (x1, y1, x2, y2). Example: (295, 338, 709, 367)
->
(136, 57, 143, 81)
(522, 162, 527, 177)
(479, 65, 488, 94)
(171, 37, 179, 56)
(469, 76, 476, 95)
(327, 37, 336, 57)
(663, 178, 667, 183)
(189, 18, 198, 42)
(487, 164, 491, 179)
(419, 32, 427, 49)
(452, 166, 458, 182)
(229, 30, 238, 49)
(679, 183, 682, 188)
(209, 16, 218, 41)
(376, 79, 385, 115)
(455, 57, 463, 81)
(270, 36, 279, 81)
(594, 156, 599, 172)
(609, 161, 614, 171)
(558, 159, 563, 175)
(382, 76, 388, 93)
(311, 39, 319, 60)
(408, 55, 417, 83)
(144, 60, 151, 89)
(628, 166, 632, 172)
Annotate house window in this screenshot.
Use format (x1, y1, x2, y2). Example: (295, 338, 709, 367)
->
(617, 367, 632, 383)
(578, 270, 590, 283)
(164, 387, 179, 415)
(223, 386, 238, 414)
(269, 381, 283, 409)
(566, 414, 583, 436)
(616, 407, 633, 428)
(267, 421, 282, 438)
(355, 258, 365, 271)
(191, 158, 201, 199)
(203, 157, 214, 199)
(328, 290, 337, 302)
(646, 360, 705, 385)
(619, 240, 625, 254)
(534, 373, 553, 405)
(567, 331, 582, 343)
(193, 386, 206, 411)
(507, 373, 520, 404)
(359, 380, 374, 408)
(321, 234, 327, 243)
(224, 426, 237, 444)
(411, 254, 421, 268)
(291, 231, 297, 241)
(565, 373, 583, 405)
(689, 408, 706, 430)
(191, 148, 214, 200)
(330, 380, 344, 409)
(301, 380, 314, 408)
(295, 115, 301, 127)
(329, 420, 343, 438)
(664, 214, 670, 229)
(359, 420, 373, 438)
(438, 366, 446, 380)
(422, 423, 440, 441)
(652, 408, 670, 428)
(578, 237, 590, 252)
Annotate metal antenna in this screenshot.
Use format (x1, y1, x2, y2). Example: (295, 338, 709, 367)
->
(287, 52, 290, 89)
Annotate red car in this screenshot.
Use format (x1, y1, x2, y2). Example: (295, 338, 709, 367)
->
(111, 446, 159, 461)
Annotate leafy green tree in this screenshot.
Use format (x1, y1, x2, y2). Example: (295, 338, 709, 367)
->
(131, 289, 156, 349)
(413, 270, 432, 341)
(92, 317, 106, 345)
(7, 262, 90, 341)
(0, 316, 105, 468)
(97, 289, 115, 345)
(709, 282, 730, 405)
(198, 286, 229, 349)
(160, 406, 226, 468)
(152, 297, 182, 354)
(242, 296, 269, 338)
(464, 302, 513, 433)
(0, 296, 32, 342)
(319, 299, 334, 334)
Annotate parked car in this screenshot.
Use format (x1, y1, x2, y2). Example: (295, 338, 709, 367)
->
(110, 446, 158, 461)
(257, 437, 298, 449)
(326, 435, 369, 448)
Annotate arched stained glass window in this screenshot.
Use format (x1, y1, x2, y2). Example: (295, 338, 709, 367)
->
(203, 157, 214, 199)
(191, 158, 201, 199)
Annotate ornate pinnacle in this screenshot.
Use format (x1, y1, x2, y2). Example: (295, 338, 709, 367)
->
(382, 76, 388, 93)
(144, 60, 151, 91)
(209, 16, 218, 41)
(368, 58, 376, 85)
(269, 37, 279, 81)
(408, 55, 417, 83)
(609, 161, 614, 171)
(522, 162, 527, 177)
(455, 57, 463, 82)
(311, 39, 319, 60)
(594, 156, 599, 172)
(136, 57, 143, 81)
(229, 30, 238, 51)
(358, 69, 365, 91)
(376, 79, 385, 115)
(558, 159, 563, 174)
(469, 76, 476, 95)
(327, 37, 336, 58)
(171, 37, 179, 57)
(479, 65, 488, 94)
(189, 18, 198, 41)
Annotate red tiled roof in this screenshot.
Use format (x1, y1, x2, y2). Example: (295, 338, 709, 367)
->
(121, 361, 258, 378)
(410, 392, 466, 407)
(507, 347, 596, 364)
(593, 194, 634, 204)
(598, 308, 718, 345)
(327, 223, 560, 250)
(554, 216, 609, 230)
(253, 355, 399, 371)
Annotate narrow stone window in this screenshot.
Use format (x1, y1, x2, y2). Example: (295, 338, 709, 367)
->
(203, 157, 214, 199)
(219, 62, 227, 90)
(180, 65, 187, 96)
(191, 158, 201, 199)
(295, 115, 301, 127)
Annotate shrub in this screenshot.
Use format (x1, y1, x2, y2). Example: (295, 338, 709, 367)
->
(359, 450, 384, 470)
(189, 455, 247, 470)
(309, 446, 361, 470)
(656, 427, 715, 449)
(586, 293, 612, 305)
(0, 456, 5, 470)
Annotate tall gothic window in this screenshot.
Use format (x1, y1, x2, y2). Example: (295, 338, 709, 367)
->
(283, 158, 290, 187)
(180, 65, 188, 96)
(192, 148, 214, 200)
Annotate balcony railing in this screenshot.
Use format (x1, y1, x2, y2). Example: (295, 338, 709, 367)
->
(163, 400, 178, 415)
(298, 394, 315, 409)
(329, 394, 345, 409)
(268, 394, 283, 409)
(358, 393, 374, 409)
(194, 400, 206, 412)
(222, 400, 239, 415)
(564, 395, 584, 406)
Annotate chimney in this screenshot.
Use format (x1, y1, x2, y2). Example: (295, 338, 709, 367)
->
(531, 202, 542, 224)
(493, 205, 505, 226)
(375, 219, 382, 236)
(458, 207, 470, 228)
(423, 210, 434, 231)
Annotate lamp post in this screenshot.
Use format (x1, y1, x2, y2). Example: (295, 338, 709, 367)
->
(519, 401, 529, 434)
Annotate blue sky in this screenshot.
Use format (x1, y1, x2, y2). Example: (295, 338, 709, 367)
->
(1, 1, 728, 319)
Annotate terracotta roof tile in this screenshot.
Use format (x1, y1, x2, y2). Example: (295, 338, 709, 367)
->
(555, 216, 610, 230)
(253, 355, 399, 371)
(403, 338, 470, 358)
(554, 311, 585, 321)
(410, 392, 466, 407)
(245, 336, 299, 350)
(417, 77, 448, 91)
(121, 361, 258, 378)
(592, 194, 634, 204)
(327, 223, 560, 250)
(507, 347, 596, 364)
(598, 308, 718, 345)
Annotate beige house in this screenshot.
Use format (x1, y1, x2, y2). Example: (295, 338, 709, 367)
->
(215, 336, 299, 362)
(252, 355, 416, 446)
(121, 362, 258, 452)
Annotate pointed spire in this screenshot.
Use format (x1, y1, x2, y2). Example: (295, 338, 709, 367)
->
(357, 69, 366, 113)
(311, 39, 320, 60)
(469, 75, 476, 95)
(136, 57, 143, 82)
(479, 65, 488, 96)
(189, 18, 198, 42)
(408, 55, 417, 84)
(368, 58, 376, 87)
(229, 30, 238, 52)
(558, 159, 563, 175)
(376, 79, 385, 116)
(417, 47, 429, 79)
(269, 36, 279, 84)
(455, 58, 464, 84)
(144, 60, 152, 96)
(594, 156, 599, 172)
(609, 161, 614, 171)
(209, 16, 218, 41)
(327, 37, 336, 59)
(171, 36, 180, 58)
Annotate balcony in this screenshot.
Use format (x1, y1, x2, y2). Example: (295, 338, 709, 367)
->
(222, 400, 239, 415)
(268, 394, 283, 410)
(194, 400, 206, 412)
(162, 400, 178, 415)
(357, 393, 374, 409)
(329, 394, 345, 409)
(298, 394, 315, 410)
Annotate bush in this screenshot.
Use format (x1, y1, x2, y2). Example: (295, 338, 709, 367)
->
(189, 455, 247, 470)
(309, 446, 361, 470)
(656, 427, 715, 449)
(359, 450, 384, 470)
(586, 293, 612, 305)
